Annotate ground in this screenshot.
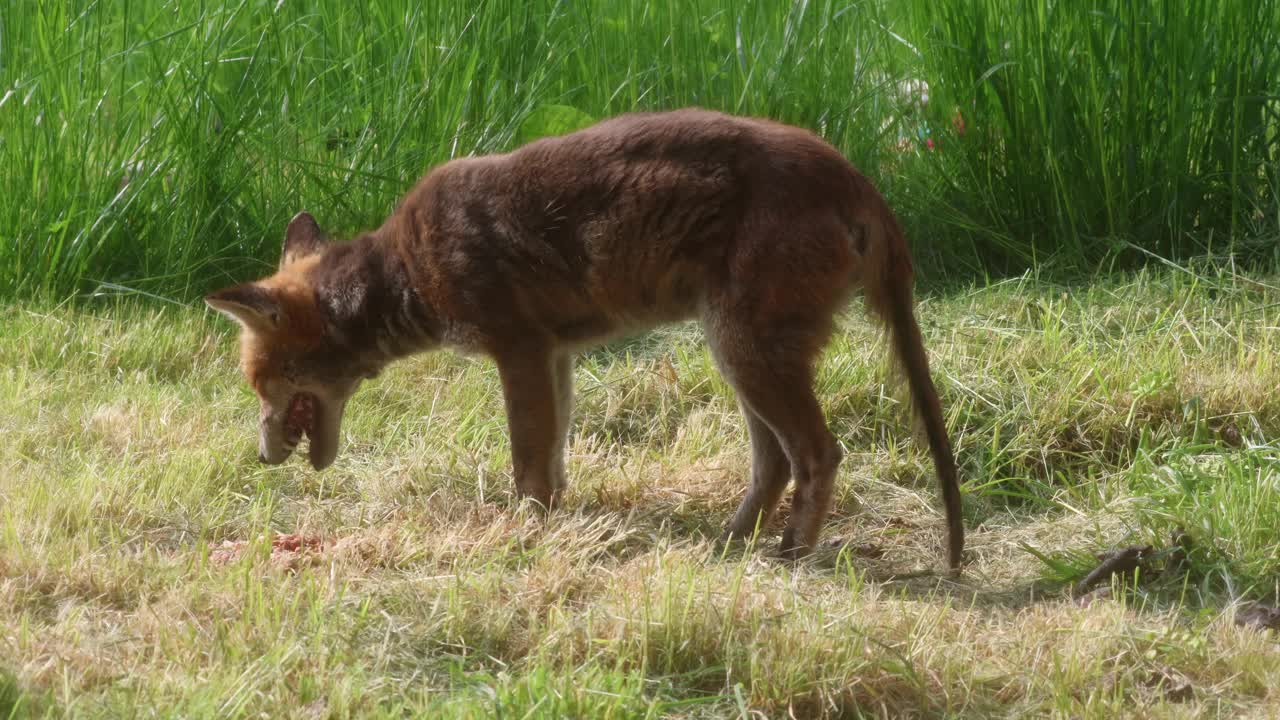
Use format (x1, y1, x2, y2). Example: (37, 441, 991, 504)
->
(3, 268, 1279, 718)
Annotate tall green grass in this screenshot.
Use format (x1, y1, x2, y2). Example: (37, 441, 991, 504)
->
(899, 0, 1280, 270)
(1, 0, 1277, 299)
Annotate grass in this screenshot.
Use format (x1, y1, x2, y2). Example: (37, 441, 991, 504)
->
(5, 0, 1280, 716)
(3, 267, 1280, 717)
(899, 0, 1280, 268)
(2, 0, 1278, 299)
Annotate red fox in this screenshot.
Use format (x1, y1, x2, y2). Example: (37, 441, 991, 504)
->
(206, 108, 964, 568)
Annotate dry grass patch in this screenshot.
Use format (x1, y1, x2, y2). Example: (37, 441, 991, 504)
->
(2, 270, 1280, 717)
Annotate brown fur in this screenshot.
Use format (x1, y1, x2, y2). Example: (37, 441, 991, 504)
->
(206, 108, 964, 569)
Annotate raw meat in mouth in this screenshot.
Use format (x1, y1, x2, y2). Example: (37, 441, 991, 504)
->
(284, 393, 315, 447)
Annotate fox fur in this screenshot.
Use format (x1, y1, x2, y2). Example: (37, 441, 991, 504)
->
(206, 108, 964, 568)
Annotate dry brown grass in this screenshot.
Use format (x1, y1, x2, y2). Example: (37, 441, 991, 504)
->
(3, 270, 1280, 717)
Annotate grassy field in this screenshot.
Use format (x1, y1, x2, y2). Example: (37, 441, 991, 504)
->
(5, 0, 1280, 717)
(3, 268, 1280, 717)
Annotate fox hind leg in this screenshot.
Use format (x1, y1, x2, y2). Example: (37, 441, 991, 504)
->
(723, 402, 792, 543)
(707, 318, 843, 560)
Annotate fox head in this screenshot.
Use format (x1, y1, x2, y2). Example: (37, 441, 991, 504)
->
(205, 212, 378, 470)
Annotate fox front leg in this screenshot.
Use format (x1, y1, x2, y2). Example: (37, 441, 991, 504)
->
(494, 346, 564, 510)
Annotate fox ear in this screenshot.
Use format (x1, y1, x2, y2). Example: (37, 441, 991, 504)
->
(204, 283, 280, 331)
(281, 211, 326, 267)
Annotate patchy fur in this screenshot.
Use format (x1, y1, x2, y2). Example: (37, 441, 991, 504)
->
(205, 108, 963, 569)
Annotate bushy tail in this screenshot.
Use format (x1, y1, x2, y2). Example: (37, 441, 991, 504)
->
(866, 215, 964, 571)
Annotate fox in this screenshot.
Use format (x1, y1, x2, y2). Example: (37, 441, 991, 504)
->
(205, 108, 964, 569)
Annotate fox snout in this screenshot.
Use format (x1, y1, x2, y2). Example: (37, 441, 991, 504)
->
(248, 391, 346, 471)
(259, 448, 288, 465)
(258, 435, 291, 465)
(257, 407, 294, 465)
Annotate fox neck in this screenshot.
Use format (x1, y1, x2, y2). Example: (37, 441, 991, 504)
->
(314, 233, 440, 370)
